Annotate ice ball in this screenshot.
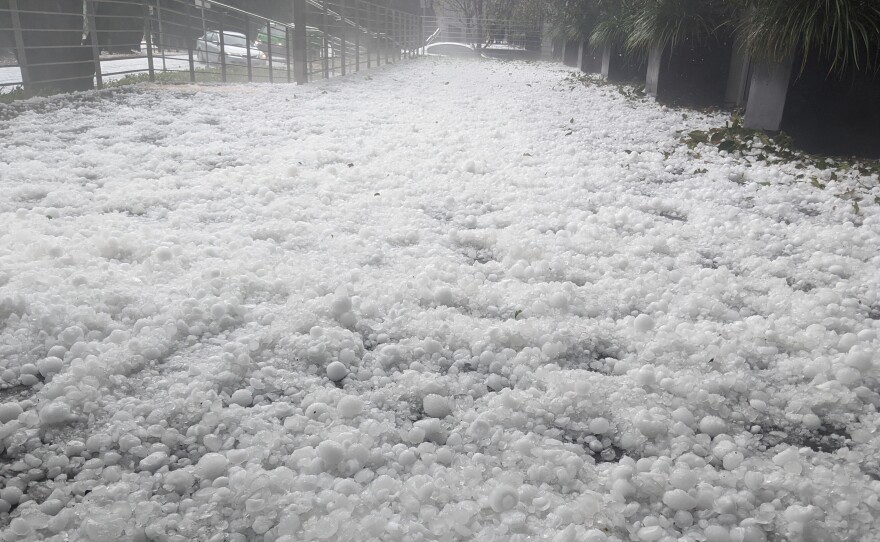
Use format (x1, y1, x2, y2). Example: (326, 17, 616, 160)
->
(230, 389, 253, 407)
(337, 396, 364, 418)
(326, 361, 348, 382)
(423, 394, 452, 418)
(698, 416, 727, 437)
(0, 403, 23, 423)
(488, 484, 518, 512)
(634, 314, 655, 333)
(196, 453, 228, 480)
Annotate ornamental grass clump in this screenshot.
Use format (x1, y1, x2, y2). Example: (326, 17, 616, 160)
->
(737, 0, 880, 74)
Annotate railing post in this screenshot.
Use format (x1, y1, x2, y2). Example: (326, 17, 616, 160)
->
(389, 9, 394, 62)
(374, 3, 379, 67)
(245, 15, 253, 82)
(379, 3, 384, 64)
(354, 0, 360, 71)
(285, 26, 292, 83)
(267, 20, 274, 83)
(143, 2, 154, 82)
(340, 0, 346, 76)
(383, 2, 389, 65)
(219, 13, 227, 82)
(185, 0, 196, 82)
(156, 0, 166, 71)
(86, 0, 104, 89)
(292, 0, 308, 84)
(419, 11, 423, 55)
(368, 2, 374, 68)
(322, 0, 329, 78)
(8, 0, 31, 97)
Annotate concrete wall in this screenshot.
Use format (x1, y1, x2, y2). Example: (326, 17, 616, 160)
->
(604, 47, 647, 83)
(781, 49, 880, 158)
(743, 56, 794, 131)
(648, 36, 735, 107)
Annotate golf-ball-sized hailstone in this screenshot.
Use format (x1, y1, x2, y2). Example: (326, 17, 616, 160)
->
(489, 485, 519, 512)
(634, 314, 655, 333)
(230, 389, 253, 407)
(326, 361, 348, 381)
(698, 416, 727, 437)
(423, 394, 452, 418)
(196, 453, 229, 480)
(337, 395, 364, 418)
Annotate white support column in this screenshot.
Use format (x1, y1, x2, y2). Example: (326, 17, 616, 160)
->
(600, 46, 611, 79)
(645, 45, 663, 98)
(743, 55, 794, 131)
(725, 37, 751, 107)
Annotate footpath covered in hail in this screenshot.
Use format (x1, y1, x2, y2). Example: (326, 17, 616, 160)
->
(0, 57, 879, 542)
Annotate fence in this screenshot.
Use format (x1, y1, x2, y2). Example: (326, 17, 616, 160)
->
(0, 0, 425, 97)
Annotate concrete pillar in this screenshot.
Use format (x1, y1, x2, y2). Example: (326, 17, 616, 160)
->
(541, 23, 554, 60)
(600, 46, 611, 79)
(743, 55, 794, 131)
(725, 37, 750, 106)
(551, 39, 563, 60)
(292, 0, 308, 84)
(578, 41, 603, 73)
(645, 45, 663, 97)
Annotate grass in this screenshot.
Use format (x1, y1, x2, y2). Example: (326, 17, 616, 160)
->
(738, 0, 880, 74)
(562, 71, 646, 100)
(547, 0, 600, 42)
(0, 86, 26, 105)
(106, 64, 298, 87)
(0, 66, 294, 105)
(0, 53, 401, 105)
(626, 0, 732, 52)
(590, 0, 643, 49)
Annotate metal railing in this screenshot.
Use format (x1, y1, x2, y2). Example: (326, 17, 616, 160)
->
(0, 0, 425, 98)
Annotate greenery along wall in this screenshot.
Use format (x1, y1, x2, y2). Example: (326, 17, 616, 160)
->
(546, 0, 880, 77)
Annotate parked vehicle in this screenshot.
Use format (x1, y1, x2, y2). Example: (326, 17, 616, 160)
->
(255, 22, 290, 59)
(254, 22, 336, 61)
(425, 42, 479, 57)
(195, 31, 267, 67)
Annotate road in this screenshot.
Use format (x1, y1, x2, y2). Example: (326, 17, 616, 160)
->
(0, 54, 194, 93)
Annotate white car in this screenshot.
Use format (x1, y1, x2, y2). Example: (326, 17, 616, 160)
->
(195, 31, 267, 67)
(425, 42, 479, 57)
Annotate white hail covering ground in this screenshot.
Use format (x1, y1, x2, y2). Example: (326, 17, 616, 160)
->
(0, 58, 879, 542)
